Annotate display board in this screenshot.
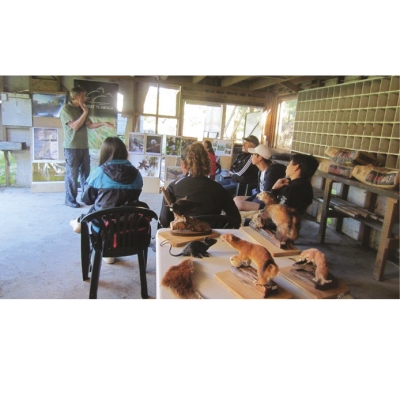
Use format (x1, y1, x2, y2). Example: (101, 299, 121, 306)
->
(1, 93, 32, 127)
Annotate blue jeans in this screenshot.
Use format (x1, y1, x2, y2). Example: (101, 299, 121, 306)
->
(64, 148, 90, 203)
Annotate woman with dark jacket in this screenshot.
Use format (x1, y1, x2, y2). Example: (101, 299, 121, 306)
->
(159, 142, 241, 229)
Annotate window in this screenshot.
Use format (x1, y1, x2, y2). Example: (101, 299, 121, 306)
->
(182, 102, 263, 142)
(275, 98, 297, 151)
(137, 85, 180, 135)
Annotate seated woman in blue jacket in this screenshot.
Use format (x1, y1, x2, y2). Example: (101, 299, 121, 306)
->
(70, 136, 144, 263)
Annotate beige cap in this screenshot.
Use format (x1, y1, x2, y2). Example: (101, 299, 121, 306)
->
(248, 144, 272, 160)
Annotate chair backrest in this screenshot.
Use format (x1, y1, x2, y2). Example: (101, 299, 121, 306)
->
(193, 214, 240, 229)
(80, 206, 158, 257)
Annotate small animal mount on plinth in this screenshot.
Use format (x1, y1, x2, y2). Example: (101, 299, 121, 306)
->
(221, 233, 279, 296)
(161, 188, 211, 234)
(251, 191, 301, 249)
(229, 265, 278, 298)
(291, 248, 338, 291)
(161, 258, 202, 299)
(160, 237, 217, 258)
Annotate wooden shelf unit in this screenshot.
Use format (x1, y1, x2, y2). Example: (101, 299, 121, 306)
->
(315, 171, 399, 281)
(292, 76, 400, 169)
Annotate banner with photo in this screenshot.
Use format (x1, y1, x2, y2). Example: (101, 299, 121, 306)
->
(74, 79, 118, 167)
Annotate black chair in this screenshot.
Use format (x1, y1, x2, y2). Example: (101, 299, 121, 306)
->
(193, 214, 240, 229)
(80, 206, 158, 299)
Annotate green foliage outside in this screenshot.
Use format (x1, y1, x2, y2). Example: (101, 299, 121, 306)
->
(0, 151, 17, 186)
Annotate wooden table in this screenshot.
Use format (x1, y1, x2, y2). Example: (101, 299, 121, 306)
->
(315, 171, 399, 281)
(156, 228, 350, 299)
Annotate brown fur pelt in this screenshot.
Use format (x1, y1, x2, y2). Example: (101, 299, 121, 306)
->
(161, 258, 202, 299)
(221, 233, 279, 286)
(298, 248, 332, 285)
(254, 191, 301, 244)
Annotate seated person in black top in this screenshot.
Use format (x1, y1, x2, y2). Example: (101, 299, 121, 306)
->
(234, 144, 286, 211)
(218, 135, 259, 195)
(159, 142, 242, 229)
(269, 153, 319, 215)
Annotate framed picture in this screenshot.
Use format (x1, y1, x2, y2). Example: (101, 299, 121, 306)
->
(213, 139, 234, 156)
(165, 135, 182, 156)
(145, 134, 162, 155)
(32, 127, 59, 161)
(128, 132, 145, 154)
(32, 92, 67, 118)
(164, 155, 184, 182)
(32, 161, 66, 182)
(180, 136, 198, 154)
(129, 154, 161, 178)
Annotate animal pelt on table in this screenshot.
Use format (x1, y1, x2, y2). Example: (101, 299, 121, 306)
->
(161, 258, 202, 299)
(253, 191, 301, 244)
(221, 233, 279, 286)
(297, 248, 332, 285)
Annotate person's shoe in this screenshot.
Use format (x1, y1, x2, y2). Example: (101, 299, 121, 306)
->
(102, 257, 115, 264)
(69, 218, 81, 233)
(65, 200, 81, 208)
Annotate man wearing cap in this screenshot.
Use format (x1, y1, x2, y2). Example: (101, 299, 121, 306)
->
(218, 135, 260, 195)
(233, 144, 286, 211)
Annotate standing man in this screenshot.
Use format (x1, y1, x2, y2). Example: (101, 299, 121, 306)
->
(218, 135, 260, 195)
(60, 86, 114, 208)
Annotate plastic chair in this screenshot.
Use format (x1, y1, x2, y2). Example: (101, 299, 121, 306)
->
(80, 206, 158, 299)
(193, 214, 241, 229)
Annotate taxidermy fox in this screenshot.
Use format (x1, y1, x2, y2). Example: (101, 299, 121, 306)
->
(255, 191, 300, 244)
(298, 248, 332, 285)
(221, 233, 279, 286)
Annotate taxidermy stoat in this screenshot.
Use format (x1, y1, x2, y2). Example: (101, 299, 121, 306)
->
(298, 248, 332, 285)
(221, 233, 279, 286)
(255, 191, 301, 244)
(161, 258, 202, 299)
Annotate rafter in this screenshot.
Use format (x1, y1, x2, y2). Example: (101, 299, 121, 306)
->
(248, 77, 288, 91)
(193, 76, 206, 84)
(279, 81, 300, 92)
(221, 76, 252, 87)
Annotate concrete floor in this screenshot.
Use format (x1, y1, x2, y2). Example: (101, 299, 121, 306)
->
(0, 186, 398, 299)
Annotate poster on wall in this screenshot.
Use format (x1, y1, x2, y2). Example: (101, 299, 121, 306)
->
(213, 139, 234, 156)
(32, 93, 67, 118)
(73, 80, 118, 165)
(32, 127, 59, 161)
(145, 134, 162, 155)
(180, 137, 198, 154)
(165, 155, 184, 182)
(128, 132, 145, 154)
(129, 154, 161, 178)
(165, 135, 182, 156)
(32, 162, 66, 182)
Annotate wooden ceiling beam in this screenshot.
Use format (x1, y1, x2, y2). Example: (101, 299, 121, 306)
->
(193, 76, 206, 84)
(221, 76, 252, 87)
(279, 81, 300, 92)
(248, 77, 289, 90)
